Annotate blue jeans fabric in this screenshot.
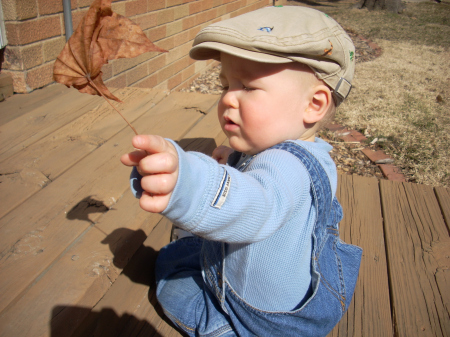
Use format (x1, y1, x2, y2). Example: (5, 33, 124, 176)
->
(156, 142, 362, 336)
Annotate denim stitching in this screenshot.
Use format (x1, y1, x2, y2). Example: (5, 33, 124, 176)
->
(200, 324, 234, 337)
(333, 240, 347, 303)
(163, 308, 196, 333)
(316, 258, 346, 313)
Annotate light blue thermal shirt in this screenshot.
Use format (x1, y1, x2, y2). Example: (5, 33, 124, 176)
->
(136, 138, 337, 311)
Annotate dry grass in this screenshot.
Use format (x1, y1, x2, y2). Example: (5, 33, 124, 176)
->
(282, 0, 450, 187)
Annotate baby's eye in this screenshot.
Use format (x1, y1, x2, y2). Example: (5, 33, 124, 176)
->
(242, 85, 254, 92)
(220, 85, 229, 91)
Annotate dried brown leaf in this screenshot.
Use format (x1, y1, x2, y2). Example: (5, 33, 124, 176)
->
(53, 0, 167, 103)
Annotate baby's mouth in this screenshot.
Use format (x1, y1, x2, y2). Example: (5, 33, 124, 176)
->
(223, 116, 239, 131)
(224, 116, 236, 125)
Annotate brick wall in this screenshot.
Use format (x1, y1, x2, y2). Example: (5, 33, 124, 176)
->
(1, 0, 271, 94)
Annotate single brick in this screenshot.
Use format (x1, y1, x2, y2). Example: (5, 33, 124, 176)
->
(4, 17, 60, 46)
(105, 73, 127, 89)
(362, 149, 392, 163)
(182, 16, 196, 30)
(181, 64, 195, 81)
(111, 2, 126, 16)
(157, 8, 175, 25)
(350, 130, 368, 142)
(2, 70, 28, 93)
(21, 43, 44, 70)
(148, 0, 165, 11)
(168, 72, 183, 90)
(197, 9, 216, 25)
(133, 73, 158, 88)
(216, 5, 227, 17)
(77, 0, 92, 8)
(212, 0, 224, 6)
(378, 164, 406, 182)
(158, 35, 175, 51)
(26, 63, 54, 90)
(173, 30, 190, 47)
(172, 56, 190, 74)
(125, 0, 147, 17)
(146, 25, 167, 42)
(153, 78, 168, 91)
(147, 54, 167, 75)
(326, 123, 346, 132)
(4, 23, 20, 46)
(340, 134, 359, 143)
(43, 36, 66, 62)
(227, 1, 241, 13)
(189, 1, 203, 14)
(127, 63, 149, 85)
(173, 4, 189, 20)
(166, 20, 183, 37)
(38, 0, 63, 16)
(3, 46, 23, 71)
(2, 0, 37, 20)
(101, 64, 113, 80)
(188, 26, 202, 40)
(113, 52, 153, 75)
(157, 64, 176, 83)
(167, 0, 184, 7)
(134, 12, 157, 31)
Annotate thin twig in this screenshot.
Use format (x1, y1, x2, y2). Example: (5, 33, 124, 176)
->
(327, 140, 362, 144)
(87, 78, 138, 135)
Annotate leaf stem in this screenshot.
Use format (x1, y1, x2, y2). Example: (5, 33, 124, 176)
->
(87, 78, 138, 135)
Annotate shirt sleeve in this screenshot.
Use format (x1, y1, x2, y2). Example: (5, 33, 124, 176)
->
(161, 140, 311, 243)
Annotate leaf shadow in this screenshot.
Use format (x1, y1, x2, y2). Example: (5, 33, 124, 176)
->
(66, 195, 111, 224)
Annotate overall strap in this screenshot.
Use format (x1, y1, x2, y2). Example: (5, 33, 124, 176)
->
(269, 141, 334, 233)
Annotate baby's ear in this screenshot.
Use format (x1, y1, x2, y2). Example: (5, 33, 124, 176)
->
(303, 85, 332, 124)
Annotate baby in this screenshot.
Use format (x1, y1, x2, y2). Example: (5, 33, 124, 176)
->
(121, 6, 362, 337)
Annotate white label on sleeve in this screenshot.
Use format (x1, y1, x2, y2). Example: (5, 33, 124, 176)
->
(211, 169, 231, 209)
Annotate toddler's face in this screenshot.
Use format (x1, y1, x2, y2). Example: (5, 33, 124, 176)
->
(218, 53, 315, 155)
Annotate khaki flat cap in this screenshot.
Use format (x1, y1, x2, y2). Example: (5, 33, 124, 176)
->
(190, 6, 355, 105)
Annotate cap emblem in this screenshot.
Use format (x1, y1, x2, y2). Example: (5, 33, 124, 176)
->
(258, 27, 273, 33)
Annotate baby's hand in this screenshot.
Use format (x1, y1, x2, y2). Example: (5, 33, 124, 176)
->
(212, 145, 234, 164)
(121, 135, 179, 213)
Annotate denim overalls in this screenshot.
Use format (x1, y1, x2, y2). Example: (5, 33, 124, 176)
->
(156, 142, 362, 337)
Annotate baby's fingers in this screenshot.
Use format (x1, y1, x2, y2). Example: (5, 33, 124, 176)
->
(139, 152, 178, 175)
(121, 149, 146, 167)
(139, 192, 171, 213)
(141, 173, 177, 195)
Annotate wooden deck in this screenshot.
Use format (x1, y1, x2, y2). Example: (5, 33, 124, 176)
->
(0, 85, 448, 337)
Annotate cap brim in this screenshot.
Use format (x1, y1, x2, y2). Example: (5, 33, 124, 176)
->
(190, 42, 293, 64)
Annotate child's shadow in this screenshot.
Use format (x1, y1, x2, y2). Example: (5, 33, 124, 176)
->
(50, 228, 183, 336)
(101, 228, 157, 286)
(50, 305, 165, 337)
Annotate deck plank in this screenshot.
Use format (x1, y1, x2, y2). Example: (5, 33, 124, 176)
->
(435, 186, 450, 232)
(0, 84, 70, 126)
(330, 174, 393, 337)
(0, 92, 219, 335)
(380, 180, 450, 337)
(0, 88, 166, 219)
(0, 87, 108, 162)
